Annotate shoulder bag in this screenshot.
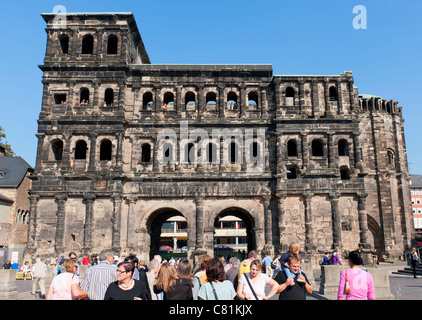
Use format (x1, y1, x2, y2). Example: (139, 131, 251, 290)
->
(345, 270, 351, 294)
(209, 282, 219, 300)
(244, 274, 259, 300)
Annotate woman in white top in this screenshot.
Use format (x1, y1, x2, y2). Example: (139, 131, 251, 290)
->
(46, 259, 88, 300)
(237, 259, 279, 300)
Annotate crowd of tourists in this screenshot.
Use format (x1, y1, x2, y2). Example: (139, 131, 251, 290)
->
(8, 241, 392, 300)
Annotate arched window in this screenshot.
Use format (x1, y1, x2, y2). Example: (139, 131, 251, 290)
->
(142, 92, 153, 110)
(185, 91, 196, 110)
(51, 139, 63, 161)
(206, 92, 217, 105)
(207, 143, 217, 163)
(229, 142, 239, 164)
(286, 87, 295, 105)
(227, 92, 238, 110)
(338, 139, 348, 156)
(141, 144, 151, 163)
(251, 142, 259, 158)
(107, 35, 118, 54)
(163, 92, 174, 109)
(100, 139, 112, 161)
(185, 143, 195, 163)
(287, 166, 297, 179)
(329, 86, 337, 101)
(287, 140, 298, 157)
(248, 91, 258, 106)
(104, 88, 114, 106)
(82, 35, 94, 54)
(75, 140, 87, 159)
(80, 88, 90, 105)
(59, 35, 69, 54)
(311, 139, 324, 157)
(340, 166, 350, 180)
(387, 149, 395, 169)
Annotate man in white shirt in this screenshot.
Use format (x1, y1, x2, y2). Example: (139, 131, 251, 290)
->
(31, 257, 47, 299)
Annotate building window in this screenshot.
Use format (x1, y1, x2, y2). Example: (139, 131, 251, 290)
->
(185, 92, 196, 110)
(54, 94, 67, 105)
(338, 139, 349, 156)
(207, 143, 217, 163)
(59, 35, 69, 54)
(227, 92, 238, 110)
(51, 139, 63, 161)
(286, 87, 295, 105)
(142, 92, 153, 110)
(206, 92, 217, 106)
(100, 139, 112, 161)
(248, 91, 258, 107)
(311, 139, 324, 157)
(340, 166, 350, 180)
(141, 144, 151, 163)
(229, 142, 239, 164)
(104, 88, 114, 106)
(287, 166, 297, 179)
(107, 35, 118, 54)
(185, 143, 195, 163)
(387, 149, 395, 169)
(329, 86, 337, 101)
(75, 140, 87, 160)
(81, 35, 94, 54)
(287, 139, 298, 157)
(79, 88, 90, 106)
(163, 92, 174, 109)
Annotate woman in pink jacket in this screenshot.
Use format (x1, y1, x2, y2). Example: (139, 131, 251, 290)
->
(337, 251, 375, 300)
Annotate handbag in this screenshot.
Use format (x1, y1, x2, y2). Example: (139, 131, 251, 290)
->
(210, 282, 219, 300)
(244, 274, 259, 300)
(345, 270, 351, 294)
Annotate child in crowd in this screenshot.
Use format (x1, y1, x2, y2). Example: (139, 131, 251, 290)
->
(280, 242, 306, 286)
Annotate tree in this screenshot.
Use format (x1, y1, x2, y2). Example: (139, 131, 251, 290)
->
(0, 126, 15, 156)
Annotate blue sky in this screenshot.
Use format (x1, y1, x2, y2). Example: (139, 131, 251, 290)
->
(1, 0, 422, 173)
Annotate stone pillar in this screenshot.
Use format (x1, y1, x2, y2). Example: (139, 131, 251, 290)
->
(277, 193, 287, 251)
(299, 80, 305, 114)
(336, 80, 343, 114)
(303, 192, 315, 252)
(0, 270, 18, 300)
(240, 84, 247, 118)
(88, 133, 97, 172)
(54, 194, 68, 255)
(263, 196, 272, 246)
(348, 80, 355, 111)
(218, 84, 225, 119)
(126, 197, 137, 251)
(357, 193, 370, 248)
(82, 193, 96, 253)
(154, 85, 162, 117)
(34, 133, 45, 173)
(301, 133, 309, 170)
(328, 192, 342, 249)
(116, 132, 123, 168)
(311, 81, 319, 117)
(324, 81, 330, 115)
(195, 197, 205, 250)
(111, 194, 122, 252)
(27, 194, 40, 251)
(353, 133, 362, 169)
(261, 86, 268, 118)
(327, 133, 335, 168)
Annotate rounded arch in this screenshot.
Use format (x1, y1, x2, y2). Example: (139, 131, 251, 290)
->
(146, 207, 188, 260)
(211, 206, 257, 254)
(81, 34, 94, 54)
(367, 214, 385, 254)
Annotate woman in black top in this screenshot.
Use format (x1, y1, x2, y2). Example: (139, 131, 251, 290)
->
(104, 261, 148, 300)
(153, 262, 193, 300)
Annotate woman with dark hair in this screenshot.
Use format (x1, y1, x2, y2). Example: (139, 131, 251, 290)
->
(104, 261, 148, 300)
(154, 262, 193, 300)
(198, 258, 236, 300)
(410, 248, 419, 279)
(337, 251, 375, 300)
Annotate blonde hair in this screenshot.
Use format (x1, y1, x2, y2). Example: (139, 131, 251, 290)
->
(156, 262, 179, 293)
(63, 259, 77, 273)
(289, 242, 301, 253)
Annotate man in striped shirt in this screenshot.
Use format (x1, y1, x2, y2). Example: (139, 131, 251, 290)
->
(80, 249, 117, 300)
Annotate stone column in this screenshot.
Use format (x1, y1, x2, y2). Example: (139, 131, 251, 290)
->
(126, 197, 137, 251)
(116, 132, 123, 168)
(348, 80, 355, 111)
(263, 196, 272, 246)
(324, 81, 330, 115)
(34, 133, 45, 173)
(61, 134, 71, 172)
(327, 132, 335, 168)
(111, 193, 122, 252)
(88, 133, 97, 172)
(195, 197, 205, 250)
(54, 194, 68, 255)
(298, 80, 305, 114)
(218, 84, 225, 119)
(301, 133, 309, 170)
(303, 192, 315, 252)
(277, 193, 287, 251)
(82, 193, 96, 253)
(311, 80, 319, 117)
(328, 192, 342, 249)
(357, 193, 370, 248)
(336, 80, 343, 114)
(240, 84, 247, 118)
(27, 194, 40, 251)
(261, 86, 268, 118)
(154, 85, 162, 117)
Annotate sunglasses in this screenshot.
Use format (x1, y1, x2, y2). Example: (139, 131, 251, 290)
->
(117, 270, 129, 274)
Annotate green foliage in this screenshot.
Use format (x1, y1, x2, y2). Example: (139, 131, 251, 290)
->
(0, 126, 15, 156)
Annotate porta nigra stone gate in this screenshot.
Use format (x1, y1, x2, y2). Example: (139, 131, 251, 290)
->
(24, 12, 414, 265)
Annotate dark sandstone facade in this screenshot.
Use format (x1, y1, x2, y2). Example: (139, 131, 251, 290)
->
(25, 12, 414, 264)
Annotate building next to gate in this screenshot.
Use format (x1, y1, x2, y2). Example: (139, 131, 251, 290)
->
(24, 12, 414, 265)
